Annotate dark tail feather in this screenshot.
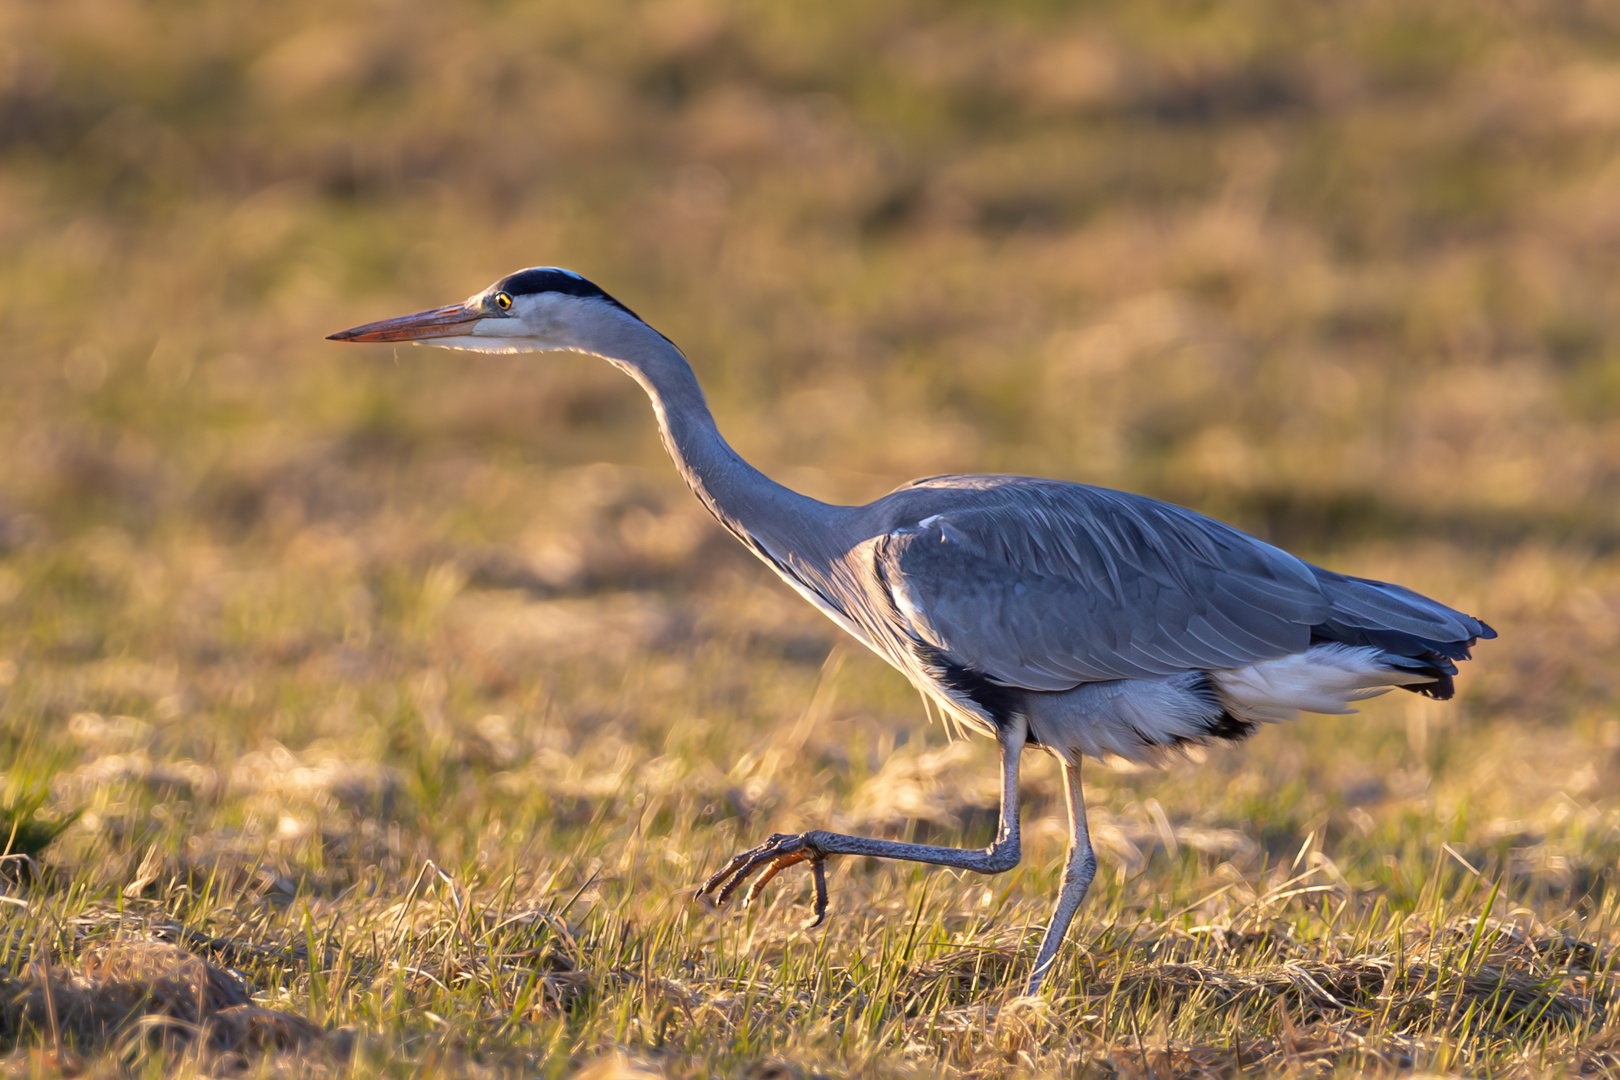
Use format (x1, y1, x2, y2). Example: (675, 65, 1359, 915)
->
(1310, 569, 1495, 701)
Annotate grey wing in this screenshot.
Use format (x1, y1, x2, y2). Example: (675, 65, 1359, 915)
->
(877, 484, 1333, 690)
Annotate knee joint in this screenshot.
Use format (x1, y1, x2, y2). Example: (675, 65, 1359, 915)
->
(981, 841, 1020, 874)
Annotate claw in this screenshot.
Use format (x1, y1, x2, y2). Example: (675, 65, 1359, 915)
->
(741, 850, 807, 906)
(697, 837, 777, 896)
(716, 835, 803, 905)
(805, 856, 829, 929)
(695, 832, 830, 929)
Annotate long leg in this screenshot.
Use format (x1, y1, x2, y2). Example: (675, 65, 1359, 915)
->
(1024, 756, 1096, 994)
(697, 714, 1027, 926)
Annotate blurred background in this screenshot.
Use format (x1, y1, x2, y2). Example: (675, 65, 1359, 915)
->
(4, 0, 1620, 1058)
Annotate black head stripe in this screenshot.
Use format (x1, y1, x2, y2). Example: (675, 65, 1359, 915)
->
(495, 267, 644, 322)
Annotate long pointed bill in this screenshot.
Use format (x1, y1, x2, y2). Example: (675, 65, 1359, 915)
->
(327, 303, 483, 343)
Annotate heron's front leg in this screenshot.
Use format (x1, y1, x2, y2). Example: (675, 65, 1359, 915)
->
(696, 715, 1027, 928)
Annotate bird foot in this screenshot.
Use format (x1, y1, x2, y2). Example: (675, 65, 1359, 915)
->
(695, 832, 829, 929)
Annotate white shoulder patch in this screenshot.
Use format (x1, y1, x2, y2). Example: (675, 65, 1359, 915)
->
(887, 571, 934, 641)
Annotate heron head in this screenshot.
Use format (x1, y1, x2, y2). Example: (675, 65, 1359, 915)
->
(327, 267, 648, 355)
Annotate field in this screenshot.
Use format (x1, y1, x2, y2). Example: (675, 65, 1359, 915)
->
(4, 1, 1620, 1075)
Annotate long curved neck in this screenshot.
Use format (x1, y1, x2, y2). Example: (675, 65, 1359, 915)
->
(578, 314, 845, 563)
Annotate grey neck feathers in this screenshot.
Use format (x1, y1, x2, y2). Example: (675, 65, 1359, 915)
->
(573, 307, 846, 565)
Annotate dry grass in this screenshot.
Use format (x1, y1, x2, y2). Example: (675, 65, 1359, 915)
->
(4, 0, 1620, 1075)
(0, 940, 335, 1072)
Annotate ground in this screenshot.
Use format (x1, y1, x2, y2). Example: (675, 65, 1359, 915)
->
(3, 1, 1620, 1076)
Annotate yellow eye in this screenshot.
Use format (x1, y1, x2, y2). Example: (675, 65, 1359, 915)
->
(494, 292, 513, 311)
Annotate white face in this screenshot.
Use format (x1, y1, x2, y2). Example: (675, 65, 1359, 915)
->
(422, 289, 584, 354)
(328, 278, 631, 356)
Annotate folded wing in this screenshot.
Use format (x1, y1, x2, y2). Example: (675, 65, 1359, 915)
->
(875, 483, 1336, 690)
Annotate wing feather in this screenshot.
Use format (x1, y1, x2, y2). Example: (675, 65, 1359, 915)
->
(879, 482, 1330, 689)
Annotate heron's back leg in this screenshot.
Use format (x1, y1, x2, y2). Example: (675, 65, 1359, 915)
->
(1025, 757, 1095, 994)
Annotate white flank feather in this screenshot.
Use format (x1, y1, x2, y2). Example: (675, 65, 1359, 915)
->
(1212, 644, 1430, 723)
(1022, 673, 1229, 766)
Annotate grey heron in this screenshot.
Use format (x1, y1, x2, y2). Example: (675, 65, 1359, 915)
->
(330, 267, 1494, 995)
